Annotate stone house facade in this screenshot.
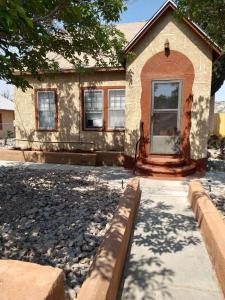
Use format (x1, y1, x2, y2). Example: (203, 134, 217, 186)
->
(14, 1, 222, 176)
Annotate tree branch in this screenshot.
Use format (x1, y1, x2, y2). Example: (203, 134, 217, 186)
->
(32, 0, 69, 23)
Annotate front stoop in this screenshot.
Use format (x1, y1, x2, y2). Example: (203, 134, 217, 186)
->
(135, 155, 196, 177)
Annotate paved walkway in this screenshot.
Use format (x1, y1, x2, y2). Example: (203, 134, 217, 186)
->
(120, 178, 222, 300)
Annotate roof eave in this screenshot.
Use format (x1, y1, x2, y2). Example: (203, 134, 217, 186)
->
(12, 66, 125, 76)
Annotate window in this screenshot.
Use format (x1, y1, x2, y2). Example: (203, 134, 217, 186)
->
(108, 89, 125, 129)
(36, 90, 57, 130)
(84, 90, 103, 129)
(83, 87, 125, 131)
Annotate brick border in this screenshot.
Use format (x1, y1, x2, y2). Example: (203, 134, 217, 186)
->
(188, 181, 225, 297)
(77, 178, 141, 300)
(0, 260, 64, 300)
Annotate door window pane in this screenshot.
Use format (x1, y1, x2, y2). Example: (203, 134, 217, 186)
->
(84, 90, 103, 128)
(153, 112, 178, 136)
(37, 91, 56, 129)
(154, 82, 179, 109)
(108, 89, 125, 129)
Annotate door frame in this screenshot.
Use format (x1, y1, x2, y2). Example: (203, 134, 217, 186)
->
(150, 79, 183, 154)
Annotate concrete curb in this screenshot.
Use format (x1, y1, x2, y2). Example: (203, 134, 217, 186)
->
(188, 181, 225, 298)
(77, 178, 141, 300)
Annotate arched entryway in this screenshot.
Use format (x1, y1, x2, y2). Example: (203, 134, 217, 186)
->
(140, 50, 195, 162)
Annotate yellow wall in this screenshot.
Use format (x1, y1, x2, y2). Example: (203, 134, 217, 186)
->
(125, 10, 212, 159)
(214, 113, 225, 137)
(15, 72, 126, 151)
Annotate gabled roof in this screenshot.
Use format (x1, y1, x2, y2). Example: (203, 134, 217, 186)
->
(124, 0, 222, 58)
(0, 95, 14, 111)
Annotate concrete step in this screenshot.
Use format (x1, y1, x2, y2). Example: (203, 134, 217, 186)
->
(136, 161, 196, 177)
(142, 156, 186, 167)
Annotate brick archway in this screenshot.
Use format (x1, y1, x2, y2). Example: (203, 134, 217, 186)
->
(140, 50, 195, 161)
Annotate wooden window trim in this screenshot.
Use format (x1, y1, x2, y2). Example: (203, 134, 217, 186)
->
(82, 86, 126, 132)
(34, 88, 58, 131)
(83, 89, 104, 131)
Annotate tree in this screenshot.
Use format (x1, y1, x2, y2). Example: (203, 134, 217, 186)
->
(175, 0, 225, 94)
(0, 0, 127, 90)
(0, 89, 13, 101)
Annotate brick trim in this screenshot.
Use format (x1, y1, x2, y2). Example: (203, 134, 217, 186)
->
(140, 50, 195, 162)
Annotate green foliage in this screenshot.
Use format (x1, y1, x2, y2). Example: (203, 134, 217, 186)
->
(0, 0, 127, 90)
(5, 130, 14, 138)
(208, 134, 225, 150)
(176, 0, 225, 94)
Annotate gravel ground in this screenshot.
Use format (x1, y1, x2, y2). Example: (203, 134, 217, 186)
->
(0, 165, 125, 299)
(200, 172, 225, 220)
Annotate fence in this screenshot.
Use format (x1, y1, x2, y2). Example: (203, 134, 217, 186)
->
(0, 122, 15, 139)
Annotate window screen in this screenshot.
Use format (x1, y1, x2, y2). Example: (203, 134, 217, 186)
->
(37, 91, 56, 129)
(84, 90, 103, 128)
(108, 89, 125, 129)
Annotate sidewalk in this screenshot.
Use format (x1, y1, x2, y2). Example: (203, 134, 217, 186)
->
(120, 178, 222, 300)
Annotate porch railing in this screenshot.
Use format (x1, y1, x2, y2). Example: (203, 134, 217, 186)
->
(133, 121, 144, 174)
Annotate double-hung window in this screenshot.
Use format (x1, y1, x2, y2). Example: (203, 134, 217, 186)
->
(83, 87, 125, 130)
(36, 90, 57, 130)
(84, 90, 103, 129)
(108, 89, 125, 129)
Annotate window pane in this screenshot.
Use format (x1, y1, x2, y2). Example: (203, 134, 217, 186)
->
(37, 91, 56, 129)
(108, 90, 125, 109)
(154, 82, 179, 109)
(108, 110, 125, 129)
(108, 89, 125, 129)
(84, 90, 103, 111)
(153, 112, 178, 136)
(84, 90, 103, 128)
(85, 112, 103, 128)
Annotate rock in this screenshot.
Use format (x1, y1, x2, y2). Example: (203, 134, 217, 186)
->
(0, 166, 121, 295)
(79, 257, 91, 265)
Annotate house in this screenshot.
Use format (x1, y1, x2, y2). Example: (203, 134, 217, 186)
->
(14, 0, 222, 176)
(0, 95, 15, 138)
(214, 101, 225, 137)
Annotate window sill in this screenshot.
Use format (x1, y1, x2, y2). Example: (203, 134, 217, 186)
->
(36, 129, 58, 132)
(83, 128, 125, 132)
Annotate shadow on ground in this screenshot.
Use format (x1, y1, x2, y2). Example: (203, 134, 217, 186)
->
(120, 195, 201, 300)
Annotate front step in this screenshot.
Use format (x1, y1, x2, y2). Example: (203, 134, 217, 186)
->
(142, 156, 185, 167)
(136, 161, 196, 177)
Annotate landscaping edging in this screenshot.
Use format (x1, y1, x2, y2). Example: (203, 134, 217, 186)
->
(77, 178, 141, 300)
(0, 259, 64, 300)
(0, 149, 124, 166)
(188, 181, 225, 298)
